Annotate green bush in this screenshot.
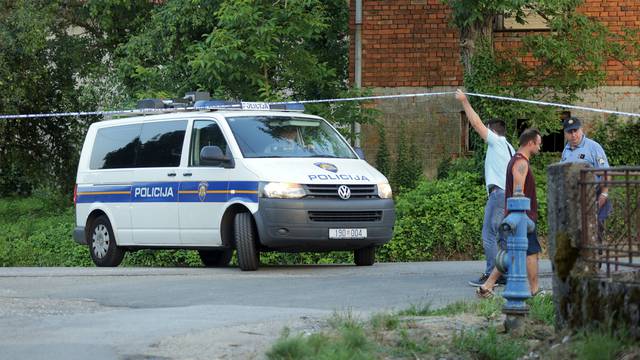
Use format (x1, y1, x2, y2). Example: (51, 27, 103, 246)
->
(379, 171, 486, 261)
(0, 151, 561, 266)
(592, 116, 640, 166)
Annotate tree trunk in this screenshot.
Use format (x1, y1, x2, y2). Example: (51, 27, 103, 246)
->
(459, 15, 496, 78)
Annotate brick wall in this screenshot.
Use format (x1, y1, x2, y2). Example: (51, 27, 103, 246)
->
(350, 0, 640, 177)
(351, 0, 640, 88)
(349, 0, 463, 88)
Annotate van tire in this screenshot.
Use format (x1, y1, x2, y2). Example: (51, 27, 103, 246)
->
(354, 246, 375, 266)
(88, 215, 125, 267)
(234, 212, 259, 271)
(198, 249, 233, 267)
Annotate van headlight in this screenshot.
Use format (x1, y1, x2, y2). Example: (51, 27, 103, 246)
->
(377, 183, 393, 199)
(262, 182, 306, 199)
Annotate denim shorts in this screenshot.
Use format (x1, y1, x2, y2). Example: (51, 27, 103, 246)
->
(526, 231, 541, 256)
(498, 229, 541, 255)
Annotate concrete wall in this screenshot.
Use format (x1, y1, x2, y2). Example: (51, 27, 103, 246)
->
(573, 87, 640, 126)
(360, 86, 461, 179)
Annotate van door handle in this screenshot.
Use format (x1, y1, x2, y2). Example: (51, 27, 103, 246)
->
(183, 172, 192, 177)
(167, 172, 176, 177)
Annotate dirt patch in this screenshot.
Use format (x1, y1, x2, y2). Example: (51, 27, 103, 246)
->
(132, 315, 325, 360)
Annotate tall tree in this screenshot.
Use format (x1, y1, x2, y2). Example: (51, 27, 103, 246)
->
(0, 0, 103, 195)
(444, 0, 634, 135)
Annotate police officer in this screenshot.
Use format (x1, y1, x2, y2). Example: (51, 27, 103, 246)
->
(560, 116, 611, 223)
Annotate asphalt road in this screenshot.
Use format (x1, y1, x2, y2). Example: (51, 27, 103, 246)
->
(0, 261, 552, 360)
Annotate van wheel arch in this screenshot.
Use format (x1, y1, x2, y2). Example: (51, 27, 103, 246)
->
(87, 214, 126, 267)
(85, 210, 108, 244)
(220, 204, 257, 248)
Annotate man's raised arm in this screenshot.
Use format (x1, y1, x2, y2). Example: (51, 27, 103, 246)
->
(455, 89, 489, 141)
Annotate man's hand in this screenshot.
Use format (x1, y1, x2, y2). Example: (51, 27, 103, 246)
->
(455, 89, 488, 141)
(455, 89, 468, 103)
(598, 193, 608, 209)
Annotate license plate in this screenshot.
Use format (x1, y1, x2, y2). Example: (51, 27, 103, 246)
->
(329, 228, 367, 239)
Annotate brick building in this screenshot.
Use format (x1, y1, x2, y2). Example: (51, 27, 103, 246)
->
(349, 0, 640, 177)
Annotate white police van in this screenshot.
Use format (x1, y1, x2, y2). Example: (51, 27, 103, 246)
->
(73, 98, 395, 270)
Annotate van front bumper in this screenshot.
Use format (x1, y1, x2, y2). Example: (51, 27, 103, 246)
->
(253, 198, 395, 251)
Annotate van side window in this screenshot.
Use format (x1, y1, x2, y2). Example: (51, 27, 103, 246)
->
(136, 120, 187, 168)
(190, 120, 229, 167)
(90, 124, 142, 170)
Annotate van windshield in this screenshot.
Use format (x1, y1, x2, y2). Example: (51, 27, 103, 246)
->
(226, 116, 357, 159)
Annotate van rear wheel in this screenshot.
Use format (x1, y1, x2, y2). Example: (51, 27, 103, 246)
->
(88, 215, 125, 267)
(354, 246, 375, 266)
(234, 212, 259, 271)
(198, 249, 233, 267)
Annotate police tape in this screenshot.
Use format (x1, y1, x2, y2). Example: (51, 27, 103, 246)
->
(1, 91, 639, 119)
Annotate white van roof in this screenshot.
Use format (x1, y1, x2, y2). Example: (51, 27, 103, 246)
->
(94, 111, 323, 128)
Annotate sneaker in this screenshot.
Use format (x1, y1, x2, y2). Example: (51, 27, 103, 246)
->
(496, 275, 507, 286)
(468, 273, 489, 287)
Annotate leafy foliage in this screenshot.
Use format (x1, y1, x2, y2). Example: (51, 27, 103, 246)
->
(446, 0, 637, 143)
(0, 0, 353, 196)
(391, 120, 424, 193)
(0, 1, 104, 196)
(375, 124, 391, 178)
(379, 171, 486, 262)
(592, 116, 640, 166)
(305, 88, 381, 146)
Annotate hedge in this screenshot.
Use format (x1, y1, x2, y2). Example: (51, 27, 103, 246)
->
(0, 153, 560, 266)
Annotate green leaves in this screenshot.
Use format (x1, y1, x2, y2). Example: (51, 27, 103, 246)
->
(189, 0, 336, 101)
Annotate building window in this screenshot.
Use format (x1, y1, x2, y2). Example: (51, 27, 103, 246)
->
(495, 10, 550, 32)
(460, 111, 481, 155)
(516, 116, 565, 153)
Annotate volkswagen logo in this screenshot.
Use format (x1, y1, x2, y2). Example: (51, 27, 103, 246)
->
(337, 185, 351, 200)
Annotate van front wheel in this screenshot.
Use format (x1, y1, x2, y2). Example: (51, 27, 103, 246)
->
(234, 212, 259, 271)
(88, 215, 125, 267)
(198, 249, 233, 267)
(354, 246, 375, 266)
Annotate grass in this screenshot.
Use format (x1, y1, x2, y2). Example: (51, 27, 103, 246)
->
(266, 317, 376, 360)
(527, 293, 555, 326)
(570, 330, 631, 360)
(265, 294, 564, 360)
(453, 326, 527, 360)
(399, 296, 505, 318)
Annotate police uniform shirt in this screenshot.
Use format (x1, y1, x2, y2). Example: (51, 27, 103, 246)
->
(561, 135, 609, 169)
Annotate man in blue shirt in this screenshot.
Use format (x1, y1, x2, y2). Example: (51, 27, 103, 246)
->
(456, 90, 515, 287)
(560, 116, 611, 223)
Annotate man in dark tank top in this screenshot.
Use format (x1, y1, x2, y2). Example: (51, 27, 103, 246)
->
(476, 128, 544, 298)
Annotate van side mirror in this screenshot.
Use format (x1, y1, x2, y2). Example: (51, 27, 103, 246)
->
(354, 147, 365, 160)
(200, 146, 234, 168)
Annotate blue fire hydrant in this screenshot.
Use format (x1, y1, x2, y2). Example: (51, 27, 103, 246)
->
(495, 192, 535, 316)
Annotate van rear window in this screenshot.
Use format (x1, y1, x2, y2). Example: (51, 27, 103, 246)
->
(90, 124, 141, 169)
(90, 120, 187, 169)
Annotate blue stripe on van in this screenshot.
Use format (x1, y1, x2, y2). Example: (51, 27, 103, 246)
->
(76, 181, 259, 203)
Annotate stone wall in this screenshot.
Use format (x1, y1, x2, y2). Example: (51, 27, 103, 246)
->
(573, 87, 640, 126)
(547, 162, 640, 338)
(360, 87, 461, 179)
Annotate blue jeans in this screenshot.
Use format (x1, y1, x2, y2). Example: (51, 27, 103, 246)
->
(482, 188, 505, 275)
